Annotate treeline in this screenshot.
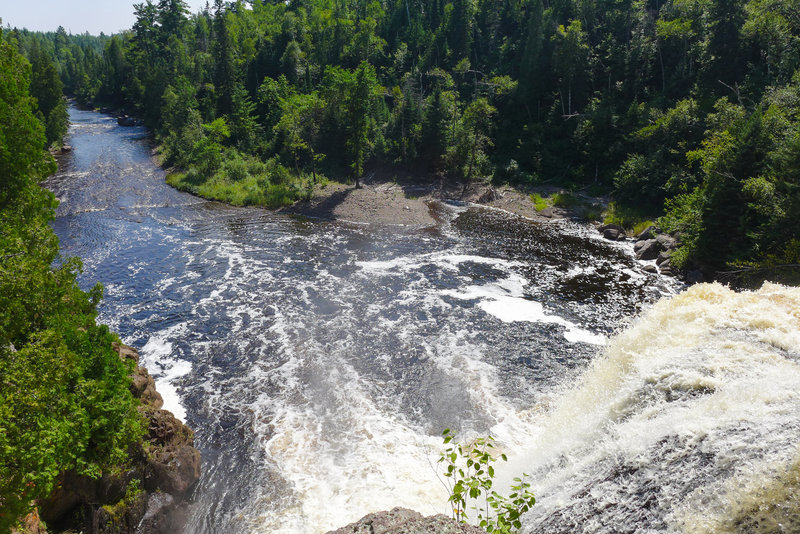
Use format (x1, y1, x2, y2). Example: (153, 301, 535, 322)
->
(0, 29, 142, 529)
(14, 0, 800, 274)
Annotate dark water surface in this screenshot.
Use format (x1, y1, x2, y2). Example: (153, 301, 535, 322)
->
(46, 107, 679, 533)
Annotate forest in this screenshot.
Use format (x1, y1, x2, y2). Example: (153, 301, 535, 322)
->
(7, 0, 800, 276)
(0, 29, 142, 530)
(2, 1, 800, 530)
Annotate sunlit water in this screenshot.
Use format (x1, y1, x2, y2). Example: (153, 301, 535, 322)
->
(45, 107, 800, 533)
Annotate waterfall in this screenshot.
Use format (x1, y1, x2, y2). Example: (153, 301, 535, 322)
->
(507, 283, 800, 533)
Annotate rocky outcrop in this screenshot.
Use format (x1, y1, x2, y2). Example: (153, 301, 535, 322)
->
(117, 115, 137, 127)
(598, 223, 627, 241)
(36, 343, 200, 534)
(477, 186, 498, 204)
(326, 508, 487, 534)
(630, 226, 691, 279)
(635, 238, 662, 261)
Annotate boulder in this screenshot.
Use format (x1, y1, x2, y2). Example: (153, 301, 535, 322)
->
(142, 408, 201, 497)
(131, 366, 164, 409)
(538, 207, 555, 218)
(635, 225, 657, 240)
(117, 115, 137, 127)
(96, 491, 148, 534)
(598, 223, 625, 233)
(602, 228, 627, 241)
(635, 239, 662, 261)
(655, 233, 677, 250)
(113, 342, 139, 363)
(656, 251, 671, 266)
(686, 269, 705, 284)
(642, 264, 658, 273)
(327, 507, 487, 534)
(477, 187, 498, 203)
(40, 471, 129, 524)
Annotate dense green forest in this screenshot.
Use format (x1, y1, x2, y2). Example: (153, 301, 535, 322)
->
(9, 0, 800, 274)
(1, 0, 798, 528)
(0, 28, 142, 530)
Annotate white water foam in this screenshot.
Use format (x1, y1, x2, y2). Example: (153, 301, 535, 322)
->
(240, 311, 452, 533)
(140, 323, 192, 421)
(214, 262, 550, 534)
(442, 272, 606, 346)
(358, 250, 606, 345)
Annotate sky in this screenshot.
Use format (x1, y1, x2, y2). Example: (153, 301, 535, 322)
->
(1, 0, 211, 36)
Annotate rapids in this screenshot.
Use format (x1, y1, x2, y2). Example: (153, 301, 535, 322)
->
(44, 106, 799, 533)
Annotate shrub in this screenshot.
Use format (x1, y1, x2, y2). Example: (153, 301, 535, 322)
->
(439, 429, 535, 533)
(529, 193, 548, 212)
(603, 201, 655, 231)
(222, 153, 250, 182)
(551, 191, 578, 208)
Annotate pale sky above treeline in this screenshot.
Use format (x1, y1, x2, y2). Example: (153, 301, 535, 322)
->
(2, 0, 210, 36)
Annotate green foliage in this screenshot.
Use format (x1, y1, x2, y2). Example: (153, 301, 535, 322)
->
(550, 191, 578, 209)
(29, 45, 68, 146)
(613, 99, 704, 210)
(458, 97, 496, 181)
(632, 220, 657, 236)
(166, 154, 311, 208)
(14, 0, 800, 278)
(0, 32, 143, 529)
(604, 202, 657, 232)
(658, 87, 800, 270)
(438, 429, 535, 533)
(529, 193, 548, 212)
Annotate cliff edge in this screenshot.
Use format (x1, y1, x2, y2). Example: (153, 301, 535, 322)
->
(18, 344, 200, 534)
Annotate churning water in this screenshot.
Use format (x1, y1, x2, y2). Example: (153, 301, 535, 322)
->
(46, 107, 799, 533)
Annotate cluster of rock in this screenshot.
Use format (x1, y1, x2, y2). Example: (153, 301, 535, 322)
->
(26, 344, 200, 534)
(116, 115, 138, 127)
(598, 223, 704, 282)
(50, 144, 72, 156)
(631, 226, 680, 276)
(326, 507, 488, 534)
(477, 186, 498, 203)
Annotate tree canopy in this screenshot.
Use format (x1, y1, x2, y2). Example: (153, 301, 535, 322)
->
(0, 29, 142, 530)
(11, 0, 800, 274)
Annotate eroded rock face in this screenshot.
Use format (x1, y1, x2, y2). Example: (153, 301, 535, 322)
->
(37, 344, 200, 534)
(635, 239, 662, 261)
(141, 407, 201, 497)
(326, 507, 488, 534)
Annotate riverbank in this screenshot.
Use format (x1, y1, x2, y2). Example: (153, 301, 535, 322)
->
(278, 169, 608, 228)
(141, 129, 606, 227)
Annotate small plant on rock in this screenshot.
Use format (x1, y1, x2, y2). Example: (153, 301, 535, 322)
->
(438, 429, 536, 533)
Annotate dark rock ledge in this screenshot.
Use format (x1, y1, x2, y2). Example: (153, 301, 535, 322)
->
(326, 507, 487, 534)
(19, 344, 200, 534)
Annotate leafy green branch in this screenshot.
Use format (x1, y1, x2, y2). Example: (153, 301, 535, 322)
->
(437, 428, 536, 533)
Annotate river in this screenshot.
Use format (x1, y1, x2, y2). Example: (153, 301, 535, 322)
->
(45, 106, 800, 533)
